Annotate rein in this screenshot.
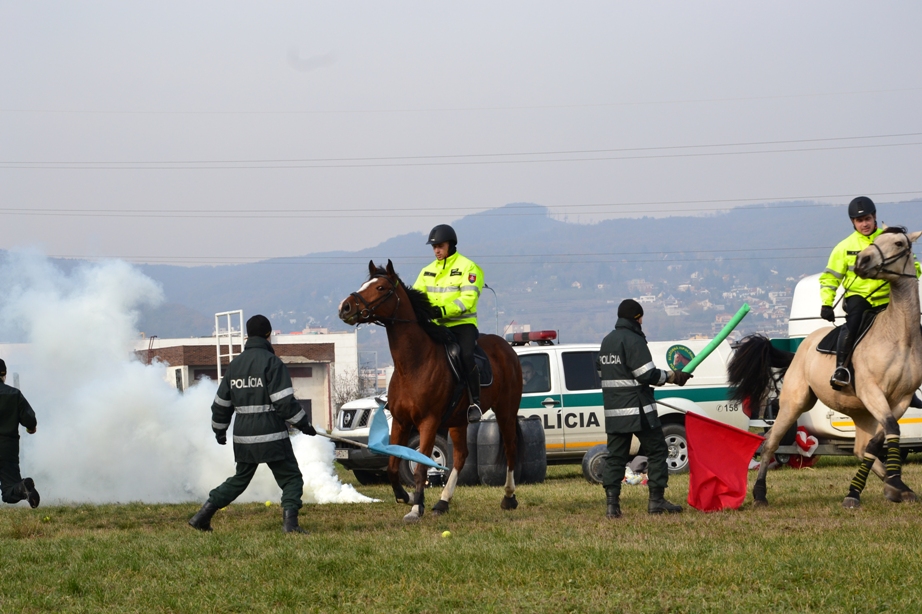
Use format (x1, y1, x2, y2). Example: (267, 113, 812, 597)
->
(868, 233, 917, 279)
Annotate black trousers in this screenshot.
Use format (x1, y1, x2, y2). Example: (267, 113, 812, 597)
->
(0, 459, 26, 504)
(450, 324, 479, 375)
(844, 295, 873, 340)
(208, 458, 304, 511)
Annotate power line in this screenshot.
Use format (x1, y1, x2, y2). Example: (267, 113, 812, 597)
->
(1, 192, 920, 219)
(4, 131, 921, 166)
(3, 140, 922, 170)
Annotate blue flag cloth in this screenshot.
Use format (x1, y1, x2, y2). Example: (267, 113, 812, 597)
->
(367, 406, 449, 472)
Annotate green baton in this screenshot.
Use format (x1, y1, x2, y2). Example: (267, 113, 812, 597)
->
(681, 303, 751, 374)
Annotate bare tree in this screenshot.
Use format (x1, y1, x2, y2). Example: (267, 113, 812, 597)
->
(331, 366, 363, 410)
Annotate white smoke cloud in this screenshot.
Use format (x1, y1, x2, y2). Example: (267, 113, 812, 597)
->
(0, 250, 375, 506)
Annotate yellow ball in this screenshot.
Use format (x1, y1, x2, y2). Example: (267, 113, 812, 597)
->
(265, 500, 272, 507)
(441, 530, 451, 538)
(42, 516, 50, 523)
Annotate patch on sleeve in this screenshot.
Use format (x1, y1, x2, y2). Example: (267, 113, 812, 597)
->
(468, 273, 477, 283)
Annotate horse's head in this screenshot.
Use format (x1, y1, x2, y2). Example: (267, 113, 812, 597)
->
(338, 260, 402, 325)
(855, 226, 922, 280)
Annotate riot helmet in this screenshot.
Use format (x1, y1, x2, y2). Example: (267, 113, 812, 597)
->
(426, 224, 458, 246)
(848, 196, 876, 219)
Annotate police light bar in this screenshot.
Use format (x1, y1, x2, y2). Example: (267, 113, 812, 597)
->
(505, 330, 557, 345)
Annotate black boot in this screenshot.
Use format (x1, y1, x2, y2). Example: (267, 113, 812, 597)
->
(648, 487, 682, 514)
(466, 366, 482, 423)
(910, 393, 922, 409)
(606, 489, 622, 519)
(283, 508, 308, 534)
(188, 501, 219, 532)
(830, 329, 852, 390)
(16, 478, 40, 509)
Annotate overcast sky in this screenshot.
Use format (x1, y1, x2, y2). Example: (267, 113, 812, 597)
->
(2, 2, 921, 265)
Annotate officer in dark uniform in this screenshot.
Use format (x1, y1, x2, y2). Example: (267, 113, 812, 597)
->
(189, 315, 317, 534)
(0, 359, 40, 509)
(597, 300, 692, 519)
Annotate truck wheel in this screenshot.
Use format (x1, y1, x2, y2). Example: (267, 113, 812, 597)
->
(662, 423, 689, 474)
(398, 434, 452, 488)
(353, 470, 387, 485)
(581, 444, 608, 484)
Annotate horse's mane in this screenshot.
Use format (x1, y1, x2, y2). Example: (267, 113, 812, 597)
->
(368, 266, 456, 345)
(881, 225, 908, 235)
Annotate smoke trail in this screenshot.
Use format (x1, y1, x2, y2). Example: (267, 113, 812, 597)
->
(0, 250, 375, 505)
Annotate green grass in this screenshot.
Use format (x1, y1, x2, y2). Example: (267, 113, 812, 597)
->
(3, 459, 922, 613)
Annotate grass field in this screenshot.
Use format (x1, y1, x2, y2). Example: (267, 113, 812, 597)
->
(3, 458, 922, 613)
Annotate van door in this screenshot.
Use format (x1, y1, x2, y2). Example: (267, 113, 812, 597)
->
(516, 349, 565, 457)
(559, 349, 606, 454)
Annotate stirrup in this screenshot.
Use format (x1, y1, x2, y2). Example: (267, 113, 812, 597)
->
(467, 403, 482, 423)
(830, 366, 851, 389)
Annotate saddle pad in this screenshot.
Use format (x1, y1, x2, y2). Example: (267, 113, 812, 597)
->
(816, 308, 883, 355)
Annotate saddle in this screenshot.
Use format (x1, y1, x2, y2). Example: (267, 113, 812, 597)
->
(444, 340, 493, 387)
(816, 306, 885, 355)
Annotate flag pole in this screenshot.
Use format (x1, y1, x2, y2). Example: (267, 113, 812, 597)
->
(681, 303, 750, 374)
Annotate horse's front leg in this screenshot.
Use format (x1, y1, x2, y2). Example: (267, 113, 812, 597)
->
(388, 420, 411, 505)
(860, 389, 917, 503)
(433, 426, 468, 516)
(404, 423, 438, 524)
(843, 428, 885, 509)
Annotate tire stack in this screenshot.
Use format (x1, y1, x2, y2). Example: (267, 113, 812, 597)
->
(475, 416, 546, 486)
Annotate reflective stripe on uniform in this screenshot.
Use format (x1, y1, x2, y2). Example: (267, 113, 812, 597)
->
(453, 299, 467, 312)
(213, 396, 232, 407)
(632, 362, 655, 378)
(236, 404, 273, 414)
(212, 420, 230, 430)
(233, 432, 289, 444)
(823, 268, 844, 279)
(286, 409, 307, 424)
(604, 403, 656, 418)
(269, 387, 294, 402)
(441, 312, 477, 322)
(601, 379, 640, 388)
(425, 286, 461, 293)
(460, 285, 481, 295)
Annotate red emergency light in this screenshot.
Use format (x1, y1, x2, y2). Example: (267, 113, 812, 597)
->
(505, 330, 558, 346)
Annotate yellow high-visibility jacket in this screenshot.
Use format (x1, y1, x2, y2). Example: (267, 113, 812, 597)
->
(820, 228, 922, 307)
(413, 251, 483, 327)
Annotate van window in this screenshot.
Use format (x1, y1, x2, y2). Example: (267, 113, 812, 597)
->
(519, 354, 551, 393)
(562, 351, 602, 391)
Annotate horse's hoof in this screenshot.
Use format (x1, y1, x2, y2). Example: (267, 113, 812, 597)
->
(842, 497, 861, 509)
(501, 495, 518, 510)
(403, 510, 421, 524)
(902, 490, 918, 503)
(752, 499, 768, 508)
(884, 484, 905, 503)
(432, 500, 449, 515)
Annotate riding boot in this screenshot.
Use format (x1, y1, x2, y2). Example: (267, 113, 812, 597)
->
(830, 330, 852, 390)
(283, 508, 308, 534)
(605, 488, 622, 519)
(188, 501, 220, 532)
(910, 393, 922, 409)
(466, 366, 482, 423)
(648, 487, 683, 514)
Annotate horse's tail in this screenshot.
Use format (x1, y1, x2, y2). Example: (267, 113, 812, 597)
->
(727, 334, 795, 408)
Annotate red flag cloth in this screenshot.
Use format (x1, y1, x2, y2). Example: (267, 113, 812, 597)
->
(685, 412, 765, 512)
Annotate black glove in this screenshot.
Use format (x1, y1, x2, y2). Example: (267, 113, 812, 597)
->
(820, 305, 836, 322)
(299, 421, 317, 437)
(672, 371, 693, 387)
(215, 430, 227, 445)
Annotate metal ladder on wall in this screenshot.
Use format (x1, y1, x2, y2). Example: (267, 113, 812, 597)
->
(215, 310, 244, 379)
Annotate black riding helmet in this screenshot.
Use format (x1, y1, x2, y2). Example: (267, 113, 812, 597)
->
(426, 224, 458, 246)
(848, 196, 876, 219)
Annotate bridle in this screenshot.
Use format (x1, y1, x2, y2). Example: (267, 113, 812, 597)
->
(868, 231, 917, 279)
(348, 276, 413, 325)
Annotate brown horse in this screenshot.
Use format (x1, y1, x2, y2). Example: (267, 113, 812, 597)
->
(728, 227, 922, 508)
(338, 260, 523, 523)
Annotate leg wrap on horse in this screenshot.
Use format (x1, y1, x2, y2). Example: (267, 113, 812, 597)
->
(886, 435, 901, 479)
(848, 454, 876, 499)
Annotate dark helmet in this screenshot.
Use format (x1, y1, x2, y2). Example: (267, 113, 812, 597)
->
(848, 196, 876, 219)
(426, 224, 458, 246)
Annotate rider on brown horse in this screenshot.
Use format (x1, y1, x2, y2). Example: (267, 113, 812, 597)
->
(413, 224, 485, 423)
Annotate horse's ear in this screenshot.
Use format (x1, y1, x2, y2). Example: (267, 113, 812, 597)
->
(368, 260, 376, 275)
(909, 230, 922, 244)
(882, 222, 889, 231)
(386, 259, 396, 276)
